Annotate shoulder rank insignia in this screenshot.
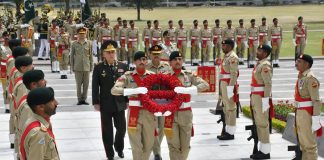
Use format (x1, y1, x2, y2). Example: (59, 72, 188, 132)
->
(312, 81, 318, 88)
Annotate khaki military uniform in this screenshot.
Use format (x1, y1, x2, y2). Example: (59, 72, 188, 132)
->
(119, 27, 129, 63)
(0, 45, 10, 106)
(165, 69, 209, 160)
(21, 114, 59, 160)
(269, 25, 283, 64)
(151, 27, 163, 47)
(18, 26, 35, 56)
(6, 54, 16, 146)
(251, 58, 272, 153)
(98, 25, 114, 61)
(48, 26, 59, 60)
(167, 27, 176, 43)
(212, 26, 222, 62)
(189, 27, 201, 64)
(142, 27, 152, 56)
(70, 40, 93, 102)
(64, 22, 76, 40)
(111, 70, 156, 160)
(160, 41, 177, 62)
(127, 27, 140, 64)
(200, 27, 213, 65)
(32, 16, 40, 32)
(114, 24, 123, 58)
(220, 50, 239, 134)
(258, 25, 269, 45)
(295, 69, 321, 160)
(57, 32, 70, 75)
(293, 23, 307, 57)
(234, 26, 247, 63)
(146, 61, 171, 156)
(222, 27, 235, 41)
(175, 27, 188, 60)
(247, 27, 259, 65)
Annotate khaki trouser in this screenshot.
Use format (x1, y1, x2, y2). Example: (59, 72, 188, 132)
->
(119, 48, 128, 62)
(296, 110, 318, 160)
(178, 41, 187, 61)
(74, 71, 90, 102)
(153, 116, 165, 155)
(59, 50, 70, 70)
(127, 109, 156, 160)
(201, 42, 212, 64)
(128, 42, 138, 64)
(259, 36, 268, 45)
(1, 79, 8, 104)
(166, 110, 193, 160)
(214, 43, 222, 60)
(236, 43, 246, 59)
(248, 41, 258, 62)
(191, 41, 200, 63)
(271, 39, 282, 61)
(220, 81, 237, 126)
(296, 38, 306, 57)
(251, 94, 270, 143)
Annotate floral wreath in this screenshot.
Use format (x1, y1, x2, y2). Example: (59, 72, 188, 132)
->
(139, 74, 184, 116)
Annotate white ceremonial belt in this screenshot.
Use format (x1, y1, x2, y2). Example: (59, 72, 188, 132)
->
(1, 62, 6, 65)
(180, 102, 191, 109)
(129, 100, 142, 107)
(251, 86, 264, 92)
(271, 36, 281, 39)
(295, 101, 312, 108)
(220, 74, 230, 79)
(213, 35, 221, 38)
(296, 34, 306, 38)
(152, 37, 161, 41)
(202, 37, 210, 41)
(237, 35, 245, 38)
(144, 36, 150, 39)
(178, 37, 186, 41)
(191, 36, 198, 40)
(120, 36, 126, 40)
(128, 38, 137, 42)
(259, 33, 268, 36)
(248, 37, 258, 40)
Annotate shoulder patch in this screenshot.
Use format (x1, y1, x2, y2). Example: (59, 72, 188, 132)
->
(312, 81, 318, 88)
(263, 67, 270, 73)
(40, 126, 47, 132)
(230, 59, 237, 64)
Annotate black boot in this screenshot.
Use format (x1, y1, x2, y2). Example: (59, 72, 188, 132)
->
(154, 154, 162, 160)
(5, 109, 10, 113)
(10, 143, 14, 149)
(217, 132, 234, 140)
(250, 151, 270, 159)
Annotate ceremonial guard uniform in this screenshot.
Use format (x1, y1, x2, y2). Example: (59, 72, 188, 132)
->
(175, 20, 188, 60)
(212, 19, 223, 65)
(293, 16, 307, 60)
(37, 17, 50, 60)
(161, 31, 177, 62)
(167, 20, 176, 43)
(118, 20, 129, 64)
(222, 20, 235, 41)
(200, 20, 213, 65)
(269, 18, 283, 67)
(151, 20, 163, 47)
(98, 19, 114, 61)
(48, 21, 60, 72)
(234, 19, 247, 65)
(247, 19, 259, 68)
(18, 24, 34, 57)
(0, 33, 10, 113)
(189, 20, 201, 66)
(126, 20, 139, 66)
(258, 17, 269, 46)
(142, 21, 152, 56)
(57, 26, 70, 79)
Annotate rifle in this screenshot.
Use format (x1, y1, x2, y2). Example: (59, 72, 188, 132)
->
(288, 111, 302, 160)
(236, 93, 242, 118)
(245, 97, 258, 155)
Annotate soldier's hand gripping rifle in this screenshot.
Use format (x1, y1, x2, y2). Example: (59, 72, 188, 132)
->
(245, 97, 258, 155)
(288, 110, 302, 160)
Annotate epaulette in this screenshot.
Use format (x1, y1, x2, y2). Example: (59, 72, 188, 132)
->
(40, 126, 47, 132)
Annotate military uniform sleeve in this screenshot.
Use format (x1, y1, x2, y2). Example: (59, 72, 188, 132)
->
(280, 26, 283, 41)
(190, 72, 209, 92)
(307, 77, 321, 116)
(292, 25, 297, 39)
(229, 57, 239, 86)
(89, 41, 93, 71)
(92, 64, 100, 105)
(260, 64, 273, 97)
(111, 73, 128, 96)
(70, 42, 75, 71)
(25, 129, 46, 160)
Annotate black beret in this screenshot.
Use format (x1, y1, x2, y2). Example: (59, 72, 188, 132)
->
(27, 87, 55, 108)
(23, 70, 45, 89)
(262, 17, 266, 21)
(298, 54, 313, 66)
(12, 47, 29, 59)
(101, 40, 117, 51)
(169, 51, 182, 61)
(239, 19, 243, 22)
(251, 19, 255, 23)
(8, 39, 22, 52)
(222, 39, 235, 48)
(133, 51, 146, 61)
(298, 16, 303, 20)
(15, 56, 33, 69)
(258, 45, 272, 55)
(150, 45, 163, 54)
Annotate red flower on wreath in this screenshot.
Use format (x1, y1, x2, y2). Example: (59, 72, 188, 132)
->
(138, 74, 184, 115)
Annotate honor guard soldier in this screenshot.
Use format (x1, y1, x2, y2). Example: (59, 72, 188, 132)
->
(167, 20, 176, 43)
(37, 16, 50, 60)
(57, 25, 70, 79)
(151, 20, 163, 47)
(98, 19, 114, 61)
(200, 20, 213, 66)
(161, 31, 177, 62)
(70, 27, 93, 105)
(142, 20, 152, 57)
(247, 19, 259, 68)
(165, 51, 209, 160)
(212, 19, 223, 65)
(146, 45, 171, 160)
(217, 39, 239, 140)
(258, 17, 269, 46)
(111, 51, 156, 160)
(49, 20, 60, 73)
(269, 18, 282, 67)
(114, 17, 123, 57)
(0, 32, 10, 113)
(189, 19, 201, 66)
(126, 20, 140, 68)
(21, 87, 59, 160)
(293, 16, 307, 60)
(294, 54, 322, 160)
(0, 19, 6, 37)
(92, 41, 128, 160)
(234, 19, 247, 65)
(249, 45, 273, 159)
(175, 20, 188, 61)
(118, 20, 129, 64)
(222, 20, 235, 41)
(64, 16, 75, 40)
(17, 17, 35, 57)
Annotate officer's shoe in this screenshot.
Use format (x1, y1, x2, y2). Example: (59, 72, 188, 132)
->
(5, 109, 10, 113)
(63, 75, 68, 79)
(154, 154, 162, 160)
(192, 63, 199, 66)
(82, 101, 89, 105)
(250, 151, 270, 159)
(10, 143, 14, 149)
(249, 64, 255, 68)
(77, 101, 83, 105)
(273, 64, 279, 68)
(107, 156, 114, 160)
(239, 61, 244, 65)
(217, 132, 234, 140)
(117, 151, 124, 158)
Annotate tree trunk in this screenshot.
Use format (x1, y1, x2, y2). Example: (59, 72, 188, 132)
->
(65, 0, 70, 13)
(15, 0, 22, 18)
(137, 0, 141, 21)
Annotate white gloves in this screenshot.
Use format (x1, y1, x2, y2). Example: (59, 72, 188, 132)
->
(244, 41, 248, 47)
(125, 44, 128, 52)
(76, 23, 85, 28)
(312, 116, 323, 132)
(34, 33, 40, 40)
(226, 86, 234, 98)
(174, 86, 198, 95)
(20, 24, 30, 28)
(267, 41, 271, 46)
(199, 42, 202, 49)
(117, 41, 121, 48)
(262, 97, 270, 113)
(9, 134, 15, 143)
(141, 41, 145, 47)
(98, 42, 101, 49)
(55, 42, 59, 47)
(124, 87, 148, 96)
(187, 41, 191, 47)
(292, 39, 296, 46)
(234, 42, 237, 49)
(33, 44, 35, 50)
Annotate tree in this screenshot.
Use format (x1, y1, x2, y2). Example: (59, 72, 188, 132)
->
(117, 0, 161, 21)
(13, 0, 23, 18)
(65, 0, 70, 13)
